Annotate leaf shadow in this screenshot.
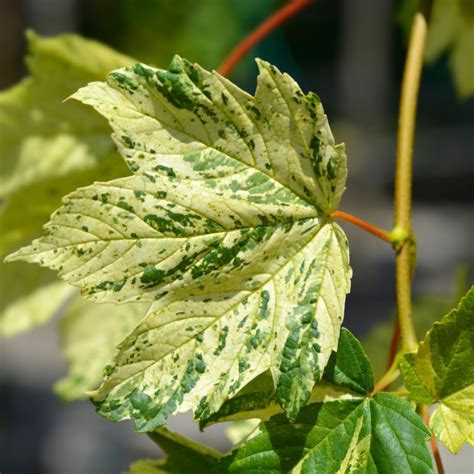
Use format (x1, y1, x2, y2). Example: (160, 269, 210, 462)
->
(265, 403, 322, 472)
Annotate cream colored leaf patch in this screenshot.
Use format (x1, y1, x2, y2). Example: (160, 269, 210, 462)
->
(7, 57, 351, 429)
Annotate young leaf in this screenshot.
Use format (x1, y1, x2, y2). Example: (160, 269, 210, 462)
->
(54, 299, 148, 400)
(323, 328, 374, 394)
(129, 427, 220, 474)
(401, 285, 474, 453)
(219, 393, 433, 473)
(7, 57, 351, 429)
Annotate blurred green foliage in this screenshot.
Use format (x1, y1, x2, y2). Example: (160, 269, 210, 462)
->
(363, 265, 471, 379)
(397, 0, 474, 99)
(0, 32, 133, 336)
(80, 0, 291, 80)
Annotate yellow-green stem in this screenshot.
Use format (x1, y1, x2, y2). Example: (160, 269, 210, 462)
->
(372, 354, 401, 394)
(394, 11, 428, 353)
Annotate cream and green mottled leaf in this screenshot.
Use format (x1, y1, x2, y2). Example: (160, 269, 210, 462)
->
(401, 286, 474, 453)
(7, 57, 351, 428)
(218, 394, 433, 473)
(129, 428, 220, 474)
(54, 299, 148, 400)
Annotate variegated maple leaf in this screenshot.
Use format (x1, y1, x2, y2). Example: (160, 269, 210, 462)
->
(7, 56, 351, 431)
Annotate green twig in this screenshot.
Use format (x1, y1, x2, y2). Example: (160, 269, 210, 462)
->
(372, 354, 401, 394)
(393, 11, 428, 353)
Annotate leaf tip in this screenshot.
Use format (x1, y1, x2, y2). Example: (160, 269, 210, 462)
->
(4, 250, 20, 264)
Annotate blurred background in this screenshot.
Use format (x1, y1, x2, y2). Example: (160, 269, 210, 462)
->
(1, 0, 472, 472)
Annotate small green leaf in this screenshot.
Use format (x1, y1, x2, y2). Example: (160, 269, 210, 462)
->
(8, 57, 351, 428)
(401, 286, 474, 453)
(129, 428, 220, 473)
(219, 393, 432, 473)
(54, 298, 148, 400)
(323, 328, 374, 394)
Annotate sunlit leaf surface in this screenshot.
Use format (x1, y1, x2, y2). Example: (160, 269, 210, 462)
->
(8, 56, 351, 429)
